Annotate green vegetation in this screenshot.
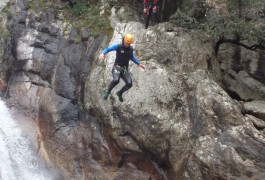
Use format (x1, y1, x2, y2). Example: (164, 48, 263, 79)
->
(69, 2, 113, 37)
(170, 9, 200, 30)
(74, 34, 81, 44)
(0, 13, 10, 39)
(25, 0, 46, 11)
(72, 2, 87, 16)
(170, 0, 265, 50)
(27, 0, 113, 38)
(2, 2, 12, 20)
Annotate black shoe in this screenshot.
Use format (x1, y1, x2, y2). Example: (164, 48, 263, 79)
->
(116, 91, 123, 102)
(104, 90, 110, 100)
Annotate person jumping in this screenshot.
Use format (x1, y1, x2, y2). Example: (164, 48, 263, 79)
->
(98, 34, 145, 102)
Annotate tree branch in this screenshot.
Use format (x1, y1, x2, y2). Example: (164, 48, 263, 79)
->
(215, 36, 265, 55)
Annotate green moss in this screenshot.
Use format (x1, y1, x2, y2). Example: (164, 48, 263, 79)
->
(82, 4, 113, 37)
(78, 102, 84, 110)
(2, 3, 12, 20)
(66, 2, 113, 38)
(101, 66, 106, 89)
(0, 14, 10, 40)
(74, 34, 81, 44)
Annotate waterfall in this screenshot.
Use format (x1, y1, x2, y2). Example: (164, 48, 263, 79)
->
(0, 100, 52, 180)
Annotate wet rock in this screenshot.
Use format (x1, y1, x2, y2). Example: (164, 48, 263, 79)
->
(54, 57, 77, 100)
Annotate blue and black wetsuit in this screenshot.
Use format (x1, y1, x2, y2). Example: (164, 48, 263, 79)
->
(102, 44, 140, 94)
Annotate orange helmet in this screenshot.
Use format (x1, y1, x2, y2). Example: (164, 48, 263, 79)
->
(124, 34, 133, 44)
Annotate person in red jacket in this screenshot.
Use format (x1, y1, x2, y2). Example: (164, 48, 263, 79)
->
(143, 0, 159, 29)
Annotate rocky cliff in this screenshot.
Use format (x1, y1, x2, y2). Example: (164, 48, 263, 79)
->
(0, 0, 264, 179)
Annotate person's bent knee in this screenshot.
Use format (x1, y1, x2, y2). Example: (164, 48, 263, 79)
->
(127, 82, 132, 88)
(112, 79, 120, 85)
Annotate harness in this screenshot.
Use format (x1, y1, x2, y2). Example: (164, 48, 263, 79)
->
(115, 65, 128, 75)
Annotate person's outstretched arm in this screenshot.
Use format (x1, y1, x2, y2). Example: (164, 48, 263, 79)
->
(131, 50, 145, 70)
(98, 44, 118, 61)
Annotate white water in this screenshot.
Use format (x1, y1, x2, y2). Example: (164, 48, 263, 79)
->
(0, 100, 52, 180)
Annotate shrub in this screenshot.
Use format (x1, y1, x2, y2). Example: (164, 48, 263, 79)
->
(170, 0, 265, 48)
(73, 3, 87, 16)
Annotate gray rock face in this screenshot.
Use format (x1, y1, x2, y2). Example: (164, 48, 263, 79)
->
(86, 14, 265, 178)
(109, 5, 141, 29)
(218, 43, 265, 101)
(2, 0, 164, 179)
(1, 0, 265, 179)
(1, 1, 112, 179)
(244, 100, 265, 121)
(246, 115, 265, 130)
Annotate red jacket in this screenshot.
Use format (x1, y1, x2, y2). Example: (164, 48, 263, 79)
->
(144, 0, 158, 8)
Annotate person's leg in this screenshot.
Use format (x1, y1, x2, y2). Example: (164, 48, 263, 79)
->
(145, 7, 152, 29)
(104, 66, 120, 99)
(153, 5, 159, 24)
(116, 71, 132, 102)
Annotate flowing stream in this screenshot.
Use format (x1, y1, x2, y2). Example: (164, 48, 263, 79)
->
(0, 100, 52, 180)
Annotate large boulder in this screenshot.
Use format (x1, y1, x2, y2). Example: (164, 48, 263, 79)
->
(2, 0, 160, 179)
(85, 18, 265, 178)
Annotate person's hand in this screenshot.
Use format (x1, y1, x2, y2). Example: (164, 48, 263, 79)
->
(98, 54, 105, 61)
(139, 63, 145, 70)
(143, 8, 147, 13)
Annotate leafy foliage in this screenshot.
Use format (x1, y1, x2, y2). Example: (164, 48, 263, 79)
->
(170, 9, 201, 29)
(69, 3, 113, 37)
(72, 3, 88, 16)
(170, 0, 265, 48)
(26, 0, 113, 37)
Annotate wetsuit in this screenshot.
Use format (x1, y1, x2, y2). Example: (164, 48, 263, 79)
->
(102, 44, 140, 94)
(144, 0, 159, 29)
